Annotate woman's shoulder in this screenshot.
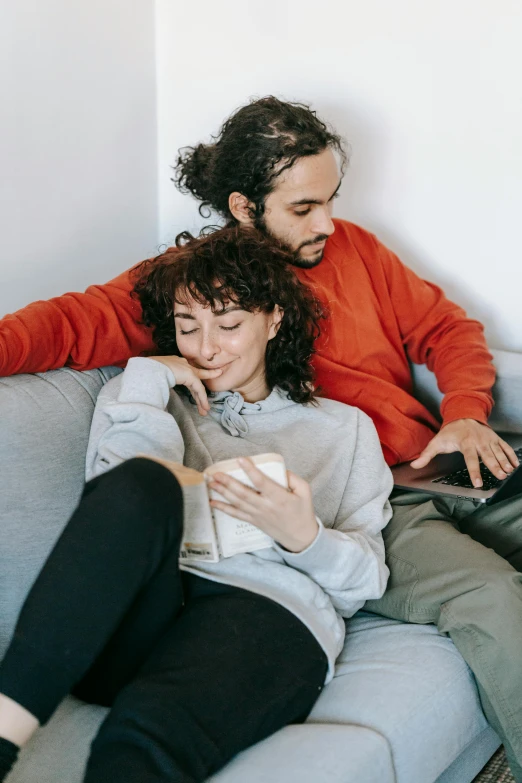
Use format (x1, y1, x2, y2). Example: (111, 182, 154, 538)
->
(311, 396, 362, 421)
(307, 398, 379, 441)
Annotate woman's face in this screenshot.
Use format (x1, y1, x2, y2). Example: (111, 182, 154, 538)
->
(174, 294, 283, 402)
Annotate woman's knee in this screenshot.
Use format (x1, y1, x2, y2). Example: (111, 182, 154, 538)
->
(86, 458, 184, 539)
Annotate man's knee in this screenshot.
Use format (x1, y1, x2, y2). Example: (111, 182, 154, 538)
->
(440, 568, 522, 627)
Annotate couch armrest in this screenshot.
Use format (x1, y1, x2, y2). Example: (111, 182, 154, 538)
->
(411, 348, 522, 434)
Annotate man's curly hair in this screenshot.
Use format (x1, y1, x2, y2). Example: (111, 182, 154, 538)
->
(173, 96, 348, 223)
(132, 226, 325, 404)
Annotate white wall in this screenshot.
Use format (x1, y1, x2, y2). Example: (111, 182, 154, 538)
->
(156, 0, 522, 352)
(0, 0, 157, 316)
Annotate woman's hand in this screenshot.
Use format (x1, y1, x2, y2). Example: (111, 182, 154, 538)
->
(208, 457, 319, 553)
(149, 356, 222, 416)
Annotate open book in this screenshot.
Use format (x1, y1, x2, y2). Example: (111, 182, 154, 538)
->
(142, 453, 287, 562)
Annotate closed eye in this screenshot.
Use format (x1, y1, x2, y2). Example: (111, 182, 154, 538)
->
(179, 323, 240, 335)
(294, 192, 339, 217)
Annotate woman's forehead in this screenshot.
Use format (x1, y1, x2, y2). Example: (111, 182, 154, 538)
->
(173, 296, 242, 316)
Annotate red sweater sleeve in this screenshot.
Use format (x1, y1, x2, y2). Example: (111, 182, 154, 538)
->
(0, 265, 155, 376)
(377, 239, 495, 426)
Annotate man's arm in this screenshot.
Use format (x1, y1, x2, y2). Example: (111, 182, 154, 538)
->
(0, 265, 155, 376)
(377, 240, 519, 484)
(377, 240, 495, 424)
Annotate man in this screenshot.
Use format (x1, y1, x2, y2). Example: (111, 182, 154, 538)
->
(2, 96, 522, 778)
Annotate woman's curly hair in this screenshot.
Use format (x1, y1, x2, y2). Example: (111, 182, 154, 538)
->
(173, 95, 348, 223)
(132, 226, 326, 404)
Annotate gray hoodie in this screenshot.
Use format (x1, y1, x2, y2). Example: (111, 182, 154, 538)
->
(86, 357, 393, 680)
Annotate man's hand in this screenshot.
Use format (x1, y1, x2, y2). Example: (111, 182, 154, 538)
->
(410, 419, 519, 488)
(208, 457, 319, 553)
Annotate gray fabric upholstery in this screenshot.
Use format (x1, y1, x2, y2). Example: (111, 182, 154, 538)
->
(3, 358, 516, 782)
(0, 366, 121, 655)
(412, 347, 522, 433)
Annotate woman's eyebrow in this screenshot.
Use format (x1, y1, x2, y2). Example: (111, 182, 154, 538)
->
(174, 313, 195, 320)
(215, 306, 243, 316)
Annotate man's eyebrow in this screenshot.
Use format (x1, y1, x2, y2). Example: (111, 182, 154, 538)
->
(174, 312, 195, 320)
(288, 179, 342, 207)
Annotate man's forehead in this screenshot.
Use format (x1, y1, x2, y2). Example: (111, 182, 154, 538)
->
(274, 149, 340, 202)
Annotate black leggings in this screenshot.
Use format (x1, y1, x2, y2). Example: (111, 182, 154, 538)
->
(0, 458, 328, 783)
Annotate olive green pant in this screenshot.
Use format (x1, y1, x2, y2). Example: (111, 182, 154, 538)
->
(365, 490, 522, 781)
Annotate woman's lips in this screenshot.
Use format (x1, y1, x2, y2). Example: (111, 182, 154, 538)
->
(196, 361, 233, 371)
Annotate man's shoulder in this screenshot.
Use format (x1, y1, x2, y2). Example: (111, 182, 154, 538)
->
(330, 218, 380, 249)
(323, 219, 387, 270)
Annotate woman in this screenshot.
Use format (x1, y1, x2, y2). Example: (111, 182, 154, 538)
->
(0, 227, 392, 783)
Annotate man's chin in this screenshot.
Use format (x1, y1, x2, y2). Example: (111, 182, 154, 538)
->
(290, 249, 325, 269)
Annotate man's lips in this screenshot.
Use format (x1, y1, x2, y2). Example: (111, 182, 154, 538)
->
(302, 239, 327, 251)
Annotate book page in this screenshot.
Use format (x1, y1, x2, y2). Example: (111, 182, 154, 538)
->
(179, 480, 220, 563)
(137, 454, 221, 564)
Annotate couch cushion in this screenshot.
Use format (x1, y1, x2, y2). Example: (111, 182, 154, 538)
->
(210, 723, 395, 783)
(8, 701, 394, 783)
(0, 367, 121, 654)
(310, 612, 496, 783)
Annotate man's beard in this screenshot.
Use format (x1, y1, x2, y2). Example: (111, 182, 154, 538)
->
(253, 214, 328, 269)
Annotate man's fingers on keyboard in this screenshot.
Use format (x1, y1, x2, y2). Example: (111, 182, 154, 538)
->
(480, 447, 508, 481)
(499, 439, 521, 469)
(462, 448, 482, 488)
(490, 441, 515, 474)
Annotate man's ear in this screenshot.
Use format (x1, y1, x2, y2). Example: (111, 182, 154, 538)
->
(268, 306, 284, 340)
(229, 192, 255, 225)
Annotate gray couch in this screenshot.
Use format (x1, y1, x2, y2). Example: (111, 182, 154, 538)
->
(3, 349, 521, 782)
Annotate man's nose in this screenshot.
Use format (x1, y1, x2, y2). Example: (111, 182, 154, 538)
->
(311, 209, 335, 237)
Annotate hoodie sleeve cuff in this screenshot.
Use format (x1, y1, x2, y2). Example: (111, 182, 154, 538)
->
(274, 518, 329, 566)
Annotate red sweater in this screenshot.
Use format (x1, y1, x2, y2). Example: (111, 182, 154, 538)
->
(0, 219, 495, 465)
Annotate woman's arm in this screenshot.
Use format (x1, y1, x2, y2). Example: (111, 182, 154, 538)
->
(85, 357, 186, 481)
(209, 408, 393, 619)
(272, 410, 393, 617)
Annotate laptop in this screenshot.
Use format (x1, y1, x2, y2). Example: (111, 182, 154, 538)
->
(391, 432, 522, 505)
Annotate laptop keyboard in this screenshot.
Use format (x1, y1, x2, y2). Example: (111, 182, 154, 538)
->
(432, 447, 522, 491)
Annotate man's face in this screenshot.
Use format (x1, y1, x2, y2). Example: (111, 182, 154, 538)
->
(258, 148, 341, 268)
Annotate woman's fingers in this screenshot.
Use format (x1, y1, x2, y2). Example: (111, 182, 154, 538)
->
(209, 498, 254, 523)
(195, 367, 223, 380)
(187, 368, 222, 416)
(187, 377, 211, 415)
(286, 470, 311, 497)
(237, 457, 282, 494)
(209, 474, 263, 511)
